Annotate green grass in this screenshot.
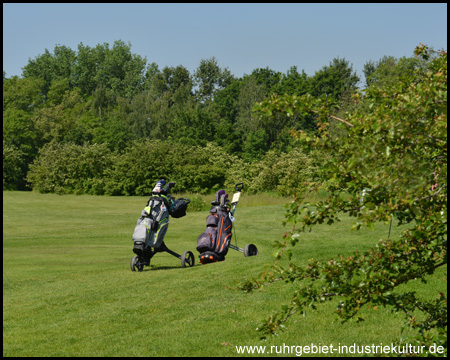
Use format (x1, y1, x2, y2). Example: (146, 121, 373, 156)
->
(3, 191, 446, 357)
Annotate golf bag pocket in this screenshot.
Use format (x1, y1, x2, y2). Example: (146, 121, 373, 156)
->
(132, 218, 152, 244)
(206, 213, 219, 227)
(133, 241, 145, 256)
(197, 230, 215, 253)
(147, 221, 168, 249)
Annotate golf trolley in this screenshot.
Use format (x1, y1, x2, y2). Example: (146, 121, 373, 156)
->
(228, 183, 259, 257)
(130, 244, 195, 272)
(196, 182, 258, 264)
(130, 182, 195, 272)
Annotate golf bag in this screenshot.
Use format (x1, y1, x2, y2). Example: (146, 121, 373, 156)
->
(196, 190, 233, 263)
(132, 195, 170, 258)
(170, 198, 190, 218)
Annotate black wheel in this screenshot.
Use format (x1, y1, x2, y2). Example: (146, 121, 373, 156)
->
(131, 255, 145, 272)
(244, 244, 258, 257)
(181, 251, 195, 268)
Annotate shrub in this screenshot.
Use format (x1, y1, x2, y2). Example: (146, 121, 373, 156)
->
(3, 142, 27, 190)
(26, 139, 317, 196)
(27, 142, 115, 194)
(226, 148, 317, 195)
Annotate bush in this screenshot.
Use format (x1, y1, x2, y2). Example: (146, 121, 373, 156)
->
(275, 148, 316, 196)
(186, 194, 209, 212)
(103, 140, 229, 195)
(26, 139, 318, 197)
(3, 142, 27, 190)
(27, 142, 115, 194)
(103, 140, 173, 196)
(226, 148, 317, 195)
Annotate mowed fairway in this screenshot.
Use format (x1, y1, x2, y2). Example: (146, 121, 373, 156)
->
(3, 191, 446, 357)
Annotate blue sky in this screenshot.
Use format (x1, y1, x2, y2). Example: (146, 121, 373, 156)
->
(3, 3, 447, 85)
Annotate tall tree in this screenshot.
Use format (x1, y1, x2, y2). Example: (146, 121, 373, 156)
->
(22, 45, 76, 95)
(249, 67, 282, 93)
(212, 79, 243, 153)
(194, 57, 233, 103)
(275, 66, 310, 96)
(150, 65, 192, 100)
(3, 76, 46, 188)
(74, 40, 147, 99)
(363, 54, 427, 89)
(236, 76, 267, 133)
(363, 55, 396, 88)
(310, 57, 360, 102)
(33, 86, 87, 144)
(75, 42, 100, 96)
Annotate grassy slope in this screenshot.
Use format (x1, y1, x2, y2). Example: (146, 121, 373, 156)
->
(3, 191, 446, 357)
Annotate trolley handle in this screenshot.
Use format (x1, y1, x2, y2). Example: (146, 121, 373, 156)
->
(235, 182, 244, 192)
(231, 182, 244, 214)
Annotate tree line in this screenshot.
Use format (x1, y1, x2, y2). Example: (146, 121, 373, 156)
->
(3, 40, 430, 193)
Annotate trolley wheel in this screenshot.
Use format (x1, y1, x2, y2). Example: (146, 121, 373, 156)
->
(244, 244, 258, 257)
(181, 251, 195, 268)
(131, 255, 145, 272)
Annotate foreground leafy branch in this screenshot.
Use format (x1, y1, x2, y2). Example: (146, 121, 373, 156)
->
(242, 45, 447, 354)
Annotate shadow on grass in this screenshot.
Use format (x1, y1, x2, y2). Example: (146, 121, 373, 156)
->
(137, 260, 198, 271)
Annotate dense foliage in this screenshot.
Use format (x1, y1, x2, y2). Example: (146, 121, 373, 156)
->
(238, 45, 447, 354)
(5, 40, 362, 193)
(25, 140, 318, 196)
